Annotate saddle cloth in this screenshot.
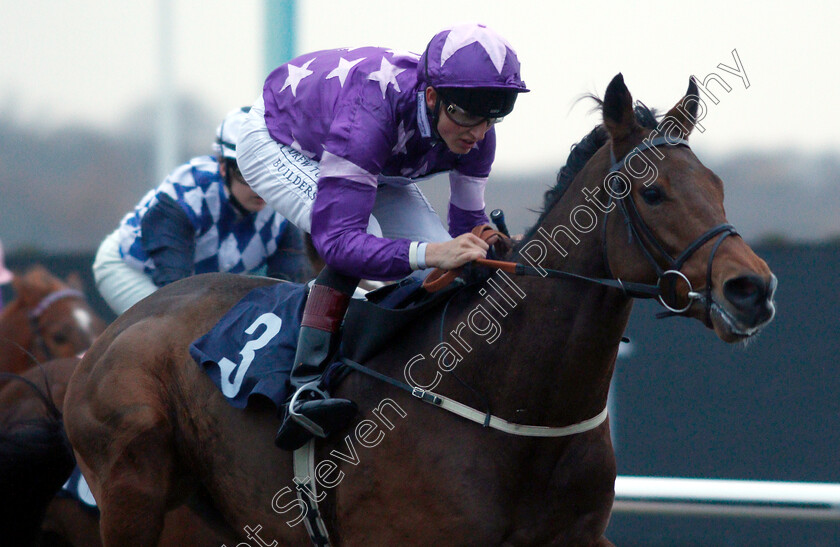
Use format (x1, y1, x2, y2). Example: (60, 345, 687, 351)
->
(190, 277, 460, 411)
(190, 283, 307, 410)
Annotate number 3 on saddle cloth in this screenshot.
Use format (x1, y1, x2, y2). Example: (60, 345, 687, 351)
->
(190, 277, 461, 412)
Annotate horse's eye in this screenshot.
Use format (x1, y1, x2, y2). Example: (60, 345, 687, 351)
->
(52, 332, 69, 345)
(641, 187, 664, 205)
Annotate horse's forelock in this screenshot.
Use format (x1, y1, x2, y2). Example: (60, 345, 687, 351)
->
(10, 267, 68, 308)
(24, 267, 65, 291)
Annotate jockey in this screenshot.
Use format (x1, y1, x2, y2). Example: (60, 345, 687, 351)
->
(237, 23, 529, 449)
(93, 107, 312, 316)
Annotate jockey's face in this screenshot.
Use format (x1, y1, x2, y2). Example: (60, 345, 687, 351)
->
(221, 160, 266, 213)
(425, 87, 492, 155)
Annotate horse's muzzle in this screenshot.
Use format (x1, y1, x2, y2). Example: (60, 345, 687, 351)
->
(711, 273, 777, 341)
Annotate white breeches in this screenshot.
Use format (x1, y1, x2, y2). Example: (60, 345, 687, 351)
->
(92, 230, 158, 315)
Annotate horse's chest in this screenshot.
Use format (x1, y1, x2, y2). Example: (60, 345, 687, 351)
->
(335, 434, 614, 544)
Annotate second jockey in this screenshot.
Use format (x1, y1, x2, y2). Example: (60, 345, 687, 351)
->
(237, 23, 529, 449)
(93, 107, 312, 316)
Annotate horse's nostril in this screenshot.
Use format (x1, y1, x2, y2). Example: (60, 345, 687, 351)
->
(723, 275, 767, 308)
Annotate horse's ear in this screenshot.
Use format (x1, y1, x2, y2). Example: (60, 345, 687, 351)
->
(11, 272, 36, 306)
(661, 77, 700, 139)
(602, 73, 638, 143)
(66, 272, 84, 292)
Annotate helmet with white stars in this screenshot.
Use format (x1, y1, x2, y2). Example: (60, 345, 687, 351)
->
(419, 23, 529, 119)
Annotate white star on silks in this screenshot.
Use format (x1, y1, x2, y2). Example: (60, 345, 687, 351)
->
(391, 121, 415, 155)
(325, 57, 364, 88)
(280, 59, 314, 96)
(368, 57, 405, 99)
(386, 49, 420, 61)
(441, 25, 510, 74)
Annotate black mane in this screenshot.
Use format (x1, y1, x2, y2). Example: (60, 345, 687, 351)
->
(523, 100, 658, 239)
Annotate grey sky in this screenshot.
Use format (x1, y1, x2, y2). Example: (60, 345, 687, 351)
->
(2, 0, 838, 173)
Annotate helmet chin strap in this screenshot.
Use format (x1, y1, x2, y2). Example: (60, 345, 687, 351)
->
(221, 159, 251, 217)
(430, 96, 444, 143)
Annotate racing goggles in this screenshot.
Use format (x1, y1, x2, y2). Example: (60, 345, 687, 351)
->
(441, 99, 504, 128)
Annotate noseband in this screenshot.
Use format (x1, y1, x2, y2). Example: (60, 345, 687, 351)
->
(27, 288, 86, 360)
(605, 135, 738, 320)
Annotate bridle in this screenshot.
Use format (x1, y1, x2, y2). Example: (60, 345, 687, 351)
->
(603, 135, 739, 321)
(424, 135, 740, 325)
(27, 288, 86, 360)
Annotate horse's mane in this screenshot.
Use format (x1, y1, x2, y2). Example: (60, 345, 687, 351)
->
(522, 99, 659, 240)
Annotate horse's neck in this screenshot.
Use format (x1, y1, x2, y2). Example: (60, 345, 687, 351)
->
(0, 302, 27, 336)
(0, 303, 34, 373)
(443, 155, 632, 424)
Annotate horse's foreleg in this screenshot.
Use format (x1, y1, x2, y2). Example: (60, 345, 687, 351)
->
(90, 407, 177, 547)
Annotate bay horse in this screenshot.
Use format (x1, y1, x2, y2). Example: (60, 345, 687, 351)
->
(0, 265, 106, 375)
(63, 74, 776, 545)
(0, 357, 240, 546)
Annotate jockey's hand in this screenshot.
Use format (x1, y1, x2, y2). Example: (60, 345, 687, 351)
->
(425, 234, 489, 270)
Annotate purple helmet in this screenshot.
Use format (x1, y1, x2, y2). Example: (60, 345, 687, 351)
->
(419, 23, 529, 118)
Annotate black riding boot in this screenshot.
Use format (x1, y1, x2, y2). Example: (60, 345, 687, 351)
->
(275, 268, 359, 451)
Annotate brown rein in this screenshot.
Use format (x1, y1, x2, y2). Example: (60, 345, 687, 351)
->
(422, 226, 516, 292)
(421, 226, 663, 300)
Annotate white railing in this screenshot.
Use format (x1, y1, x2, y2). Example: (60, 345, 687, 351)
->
(613, 476, 840, 521)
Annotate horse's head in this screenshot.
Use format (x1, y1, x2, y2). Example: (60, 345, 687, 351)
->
(600, 73, 776, 342)
(7, 266, 106, 362)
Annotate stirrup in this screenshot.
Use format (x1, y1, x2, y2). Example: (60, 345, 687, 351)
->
(288, 381, 329, 438)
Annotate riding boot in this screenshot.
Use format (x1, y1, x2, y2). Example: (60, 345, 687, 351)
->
(275, 268, 359, 451)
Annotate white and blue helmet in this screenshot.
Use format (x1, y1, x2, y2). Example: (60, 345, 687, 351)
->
(213, 106, 251, 159)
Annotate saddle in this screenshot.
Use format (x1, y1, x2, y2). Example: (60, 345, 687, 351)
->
(340, 277, 460, 364)
(340, 224, 512, 364)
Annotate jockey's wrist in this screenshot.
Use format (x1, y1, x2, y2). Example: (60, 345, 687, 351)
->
(409, 242, 428, 270)
(417, 242, 427, 269)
